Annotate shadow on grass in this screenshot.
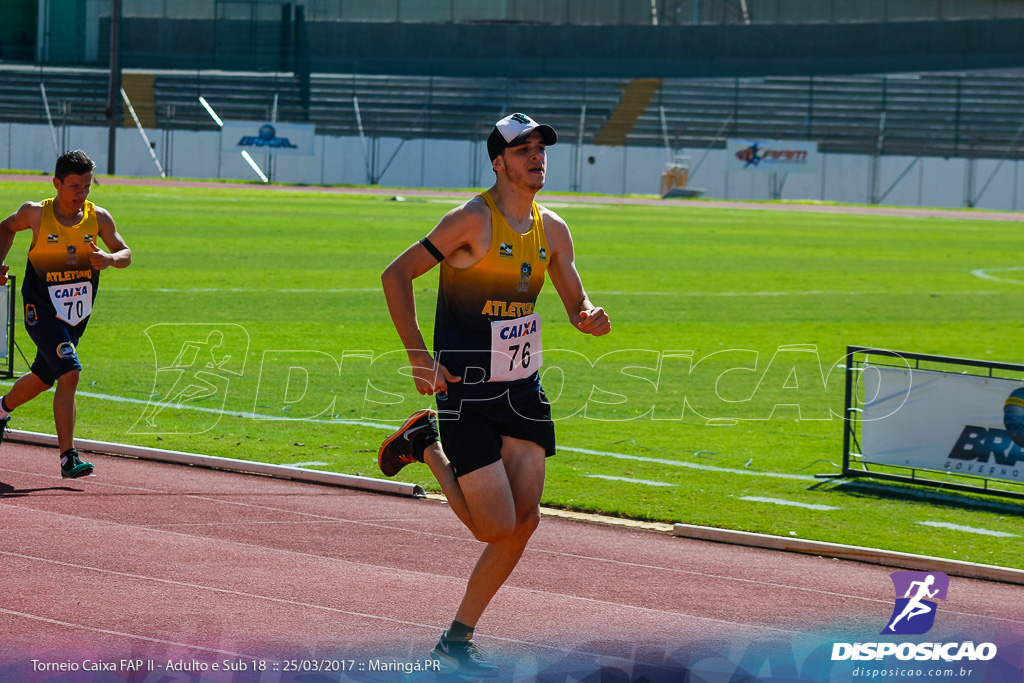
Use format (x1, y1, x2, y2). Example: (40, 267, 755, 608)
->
(810, 478, 1024, 518)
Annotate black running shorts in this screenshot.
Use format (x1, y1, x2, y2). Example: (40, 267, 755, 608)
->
(24, 305, 85, 386)
(436, 387, 556, 479)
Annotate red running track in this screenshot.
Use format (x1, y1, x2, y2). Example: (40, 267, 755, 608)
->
(1, 441, 1022, 683)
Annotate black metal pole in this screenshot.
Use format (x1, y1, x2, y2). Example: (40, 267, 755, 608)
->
(842, 346, 854, 477)
(106, 0, 121, 175)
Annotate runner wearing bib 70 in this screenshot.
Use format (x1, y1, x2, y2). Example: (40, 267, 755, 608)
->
(0, 150, 132, 479)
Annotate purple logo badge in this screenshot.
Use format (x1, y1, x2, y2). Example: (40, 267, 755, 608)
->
(881, 571, 949, 635)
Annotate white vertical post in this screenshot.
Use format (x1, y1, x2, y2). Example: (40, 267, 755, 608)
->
(659, 105, 672, 164)
(573, 104, 587, 193)
(353, 96, 372, 184)
(39, 83, 60, 157)
(820, 152, 827, 201)
(269, 93, 279, 182)
(1014, 160, 1020, 212)
(964, 157, 976, 208)
(738, 0, 751, 23)
(870, 111, 886, 204)
(917, 159, 925, 207)
(121, 87, 165, 178)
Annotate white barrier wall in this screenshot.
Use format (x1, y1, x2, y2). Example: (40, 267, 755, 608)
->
(2, 122, 1023, 211)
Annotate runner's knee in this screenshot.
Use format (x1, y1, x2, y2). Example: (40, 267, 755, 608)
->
(473, 517, 517, 544)
(516, 507, 541, 538)
(56, 369, 80, 387)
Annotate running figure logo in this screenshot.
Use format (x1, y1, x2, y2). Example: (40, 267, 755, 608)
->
(130, 323, 249, 435)
(881, 571, 949, 635)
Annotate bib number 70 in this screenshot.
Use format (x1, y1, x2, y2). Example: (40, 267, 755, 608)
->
(47, 282, 93, 326)
(63, 299, 85, 320)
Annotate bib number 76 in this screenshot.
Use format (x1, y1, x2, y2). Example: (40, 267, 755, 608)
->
(507, 341, 532, 373)
(489, 313, 542, 382)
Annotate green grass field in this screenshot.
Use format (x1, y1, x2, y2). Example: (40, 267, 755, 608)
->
(2, 178, 1023, 570)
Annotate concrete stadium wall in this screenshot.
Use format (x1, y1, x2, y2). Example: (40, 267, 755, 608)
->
(2, 122, 1022, 211)
(100, 18, 1024, 78)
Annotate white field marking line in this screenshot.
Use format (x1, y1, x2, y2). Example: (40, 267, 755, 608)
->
(560, 446, 814, 481)
(5, 477, 1019, 627)
(917, 521, 1020, 538)
(971, 266, 1024, 284)
(287, 461, 330, 468)
(739, 496, 840, 511)
(1, 547, 798, 640)
(0, 385, 813, 483)
(0, 607, 254, 659)
(0, 386, 397, 429)
(585, 474, 676, 487)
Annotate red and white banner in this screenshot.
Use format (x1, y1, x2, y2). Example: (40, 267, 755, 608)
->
(727, 139, 820, 174)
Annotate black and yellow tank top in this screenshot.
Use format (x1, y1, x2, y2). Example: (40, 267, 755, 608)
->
(434, 190, 550, 397)
(23, 198, 100, 328)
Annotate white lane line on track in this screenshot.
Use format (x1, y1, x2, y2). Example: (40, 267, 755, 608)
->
(4, 480, 1020, 626)
(0, 549, 457, 633)
(0, 607, 254, 659)
(0, 549, 799, 642)
(917, 521, 1019, 538)
(739, 496, 840, 511)
(0, 494, 845, 620)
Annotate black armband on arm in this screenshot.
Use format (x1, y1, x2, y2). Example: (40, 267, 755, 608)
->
(419, 237, 445, 263)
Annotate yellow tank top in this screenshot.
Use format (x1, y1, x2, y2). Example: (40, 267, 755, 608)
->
(24, 198, 100, 326)
(433, 190, 550, 394)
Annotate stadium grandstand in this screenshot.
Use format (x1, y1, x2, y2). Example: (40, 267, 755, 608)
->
(3, 66, 1024, 160)
(2, 0, 1024, 206)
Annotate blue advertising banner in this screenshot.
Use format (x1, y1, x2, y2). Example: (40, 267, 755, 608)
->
(221, 121, 316, 156)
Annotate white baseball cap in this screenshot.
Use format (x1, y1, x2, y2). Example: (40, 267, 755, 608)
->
(487, 113, 557, 160)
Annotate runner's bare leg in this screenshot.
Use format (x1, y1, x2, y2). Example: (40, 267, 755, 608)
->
(451, 437, 545, 626)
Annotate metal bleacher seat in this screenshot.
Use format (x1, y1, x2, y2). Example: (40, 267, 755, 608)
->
(0, 66, 109, 126)
(626, 71, 1024, 159)
(3, 65, 1024, 161)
